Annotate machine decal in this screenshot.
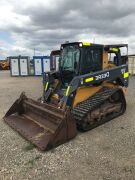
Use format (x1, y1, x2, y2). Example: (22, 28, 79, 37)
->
(95, 72, 110, 81)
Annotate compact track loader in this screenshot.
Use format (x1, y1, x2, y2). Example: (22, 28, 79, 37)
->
(0, 59, 10, 70)
(4, 42, 129, 151)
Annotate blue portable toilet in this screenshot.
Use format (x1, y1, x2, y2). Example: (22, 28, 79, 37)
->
(33, 56, 43, 76)
(42, 56, 50, 73)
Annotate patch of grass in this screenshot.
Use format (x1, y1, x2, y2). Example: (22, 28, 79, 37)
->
(23, 143, 35, 151)
(123, 166, 133, 173)
(25, 155, 42, 168)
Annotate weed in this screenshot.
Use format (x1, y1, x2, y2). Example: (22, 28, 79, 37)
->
(25, 155, 42, 168)
(23, 144, 35, 151)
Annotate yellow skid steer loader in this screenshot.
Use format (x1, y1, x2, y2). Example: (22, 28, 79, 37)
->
(4, 42, 129, 150)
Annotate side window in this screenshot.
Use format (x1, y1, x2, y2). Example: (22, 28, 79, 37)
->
(74, 50, 80, 63)
(82, 48, 102, 74)
(108, 53, 116, 64)
(108, 52, 120, 66)
(63, 51, 73, 70)
(74, 49, 80, 74)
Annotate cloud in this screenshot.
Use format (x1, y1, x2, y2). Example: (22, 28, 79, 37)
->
(0, 0, 135, 58)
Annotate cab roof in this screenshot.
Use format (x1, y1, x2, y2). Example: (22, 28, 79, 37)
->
(105, 44, 128, 48)
(61, 42, 103, 47)
(61, 42, 128, 49)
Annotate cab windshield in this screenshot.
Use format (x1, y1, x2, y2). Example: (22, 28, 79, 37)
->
(61, 45, 80, 72)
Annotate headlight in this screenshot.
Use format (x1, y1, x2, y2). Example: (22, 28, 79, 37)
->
(79, 43, 83, 47)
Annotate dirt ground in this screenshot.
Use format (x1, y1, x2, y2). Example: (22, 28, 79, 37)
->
(0, 71, 135, 180)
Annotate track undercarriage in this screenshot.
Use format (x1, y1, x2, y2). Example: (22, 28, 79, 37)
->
(72, 87, 126, 131)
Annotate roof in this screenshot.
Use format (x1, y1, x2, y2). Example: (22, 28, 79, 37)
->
(51, 50, 61, 55)
(61, 42, 128, 48)
(61, 42, 103, 47)
(104, 44, 128, 48)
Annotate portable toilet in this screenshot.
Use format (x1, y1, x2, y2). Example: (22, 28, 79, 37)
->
(10, 56, 20, 76)
(33, 56, 43, 76)
(42, 56, 50, 73)
(19, 56, 29, 76)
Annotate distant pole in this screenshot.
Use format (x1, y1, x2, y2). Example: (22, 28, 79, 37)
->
(34, 48, 35, 56)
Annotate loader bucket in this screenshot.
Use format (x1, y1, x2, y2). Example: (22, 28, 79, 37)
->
(3, 93, 77, 151)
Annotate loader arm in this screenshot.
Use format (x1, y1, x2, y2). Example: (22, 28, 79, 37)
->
(61, 64, 128, 107)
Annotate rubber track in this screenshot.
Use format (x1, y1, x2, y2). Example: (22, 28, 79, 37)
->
(72, 87, 119, 122)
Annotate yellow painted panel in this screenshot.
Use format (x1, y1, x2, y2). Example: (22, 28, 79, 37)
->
(82, 42, 91, 46)
(66, 86, 70, 96)
(73, 82, 117, 108)
(73, 86, 102, 107)
(112, 48, 119, 52)
(102, 51, 108, 70)
(45, 82, 49, 91)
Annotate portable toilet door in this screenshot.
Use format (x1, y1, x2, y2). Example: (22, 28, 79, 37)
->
(10, 57, 19, 76)
(34, 57, 42, 76)
(43, 56, 50, 73)
(55, 55, 59, 71)
(20, 57, 29, 76)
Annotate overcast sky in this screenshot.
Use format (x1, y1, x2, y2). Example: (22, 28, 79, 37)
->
(0, 0, 135, 59)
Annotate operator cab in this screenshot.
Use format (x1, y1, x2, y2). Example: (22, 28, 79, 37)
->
(44, 42, 128, 104)
(60, 42, 103, 87)
(60, 42, 128, 88)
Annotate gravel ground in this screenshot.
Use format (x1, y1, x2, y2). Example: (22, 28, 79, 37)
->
(0, 71, 135, 180)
